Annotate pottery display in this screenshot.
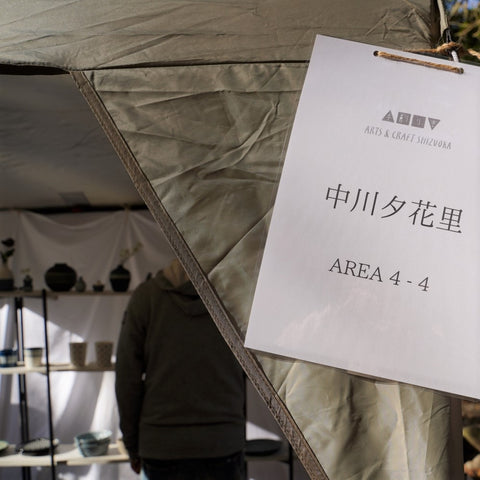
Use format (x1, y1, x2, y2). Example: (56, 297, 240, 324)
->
(75, 276, 86, 292)
(0, 349, 17, 367)
(22, 274, 33, 292)
(69, 342, 87, 367)
(94, 341, 113, 367)
(24, 347, 43, 368)
(0, 440, 9, 454)
(44, 263, 77, 292)
(16, 438, 59, 455)
(75, 430, 111, 457)
(0, 238, 14, 290)
(109, 265, 130, 292)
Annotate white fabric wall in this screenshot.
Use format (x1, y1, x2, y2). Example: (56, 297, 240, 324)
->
(0, 209, 303, 480)
(0, 209, 176, 480)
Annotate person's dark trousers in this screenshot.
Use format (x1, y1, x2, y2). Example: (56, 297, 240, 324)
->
(141, 451, 246, 480)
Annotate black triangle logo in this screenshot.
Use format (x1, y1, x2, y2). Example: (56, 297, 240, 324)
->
(382, 111, 394, 123)
(428, 118, 440, 130)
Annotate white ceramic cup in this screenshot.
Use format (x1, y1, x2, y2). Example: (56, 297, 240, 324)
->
(24, 347, 43, 368)
(69, 342, 87, 367)
(94, 341, 113, 368)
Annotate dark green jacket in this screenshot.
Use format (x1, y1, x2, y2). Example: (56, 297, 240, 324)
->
(115, 270, 245, 460)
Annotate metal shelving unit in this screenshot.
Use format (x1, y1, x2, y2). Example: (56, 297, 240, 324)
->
(0, 442, 127, 468)
(0, 289, 131, 479)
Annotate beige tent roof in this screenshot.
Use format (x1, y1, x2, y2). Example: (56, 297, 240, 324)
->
(0, 2, 461, 479)
(2, 0, 444, 69)
(0, 73, 143, 210)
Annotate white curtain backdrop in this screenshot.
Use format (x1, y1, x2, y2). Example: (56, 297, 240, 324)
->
(0, 209, 302, 480)
(0, 209, 175, 480)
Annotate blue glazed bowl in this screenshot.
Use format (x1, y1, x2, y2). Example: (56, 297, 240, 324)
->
(74, 430, 111, 457)
(0, 349, 17, 367)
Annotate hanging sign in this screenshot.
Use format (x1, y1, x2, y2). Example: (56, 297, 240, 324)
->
(245, 35, 480, 399)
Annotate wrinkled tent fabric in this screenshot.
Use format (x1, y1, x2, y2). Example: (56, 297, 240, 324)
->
(0, 1, 463, 479)
(1, 1, 444, 69)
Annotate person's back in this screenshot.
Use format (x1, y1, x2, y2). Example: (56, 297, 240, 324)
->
(115, 259, 245, 479)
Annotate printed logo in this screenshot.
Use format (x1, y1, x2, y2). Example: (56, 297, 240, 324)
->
(396, 112, 411, 126)
(382, 110, 440, 130)
(364, 110, 451, 150)
(428, 118, 440, 130)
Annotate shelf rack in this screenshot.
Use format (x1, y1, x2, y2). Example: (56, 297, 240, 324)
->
(0, 442, 128, 468)
(0, 289, 131, 479)
(0, 290, 132, 299)
(1, 289, 295, 478)
(0, 363, 115, 375)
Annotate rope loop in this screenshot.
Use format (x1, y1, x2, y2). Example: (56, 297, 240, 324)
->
(373, 49, 464, 74)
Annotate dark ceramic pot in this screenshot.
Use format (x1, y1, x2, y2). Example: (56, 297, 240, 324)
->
(45, 263, 77, 292)
(0, 263, 14, 291)
(109, 265, 131, 292)
(75, 276, 86, 292)
(22, 275, 33, 292)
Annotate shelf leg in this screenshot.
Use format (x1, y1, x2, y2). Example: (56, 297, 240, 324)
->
(14, 297, 30, 443)
(41, 290, 57, 480)
(14, 297, 32, 480)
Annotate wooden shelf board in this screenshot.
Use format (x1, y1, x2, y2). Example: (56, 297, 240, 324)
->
(0, 290, 131, 299)
(0, 290, 42, 298)
(0, 362, 115, 375)
(0, 443, 128, 467)
(0, 439, 291, 467)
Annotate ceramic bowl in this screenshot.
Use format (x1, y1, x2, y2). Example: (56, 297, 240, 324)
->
(24, 347, 43, 368)
(74, 430, 111, 457)
(0, 349, 17, 367)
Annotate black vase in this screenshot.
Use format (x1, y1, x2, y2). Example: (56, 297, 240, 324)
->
(45, 263, 77, 292)
(0, 263, 14, 291)
(109, 265, 131, 292)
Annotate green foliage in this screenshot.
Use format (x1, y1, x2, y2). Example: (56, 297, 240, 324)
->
(1, 238, 14, 264)
(446, 1, 480, 63)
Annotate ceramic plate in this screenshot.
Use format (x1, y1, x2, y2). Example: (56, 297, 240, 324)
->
(0, 440, 9, 454)
(0, 363, 16, 368)
(16, 438, 59, 456)
(245, 439, 283, 456)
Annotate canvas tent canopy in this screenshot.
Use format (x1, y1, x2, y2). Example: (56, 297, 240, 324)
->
(0, 1, 464, 479)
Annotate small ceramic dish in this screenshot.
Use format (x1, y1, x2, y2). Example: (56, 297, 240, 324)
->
(245, 439, 283, 457)
(92, 283, 104, 292)
(74, 430, 111, 457)
(0, 349, 17, 368)
(16, 438, 59, 456)
(0, 440, 9, 454)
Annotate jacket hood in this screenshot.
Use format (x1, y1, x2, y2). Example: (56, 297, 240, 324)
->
(153, 270, 208, 317)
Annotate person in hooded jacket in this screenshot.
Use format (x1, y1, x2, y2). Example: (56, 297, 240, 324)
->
(115, 258, 246, 480)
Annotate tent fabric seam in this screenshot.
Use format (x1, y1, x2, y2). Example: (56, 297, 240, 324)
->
(69, 69, 329, 480)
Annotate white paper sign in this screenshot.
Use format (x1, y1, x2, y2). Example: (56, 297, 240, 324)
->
(245, 35, 480, 399)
